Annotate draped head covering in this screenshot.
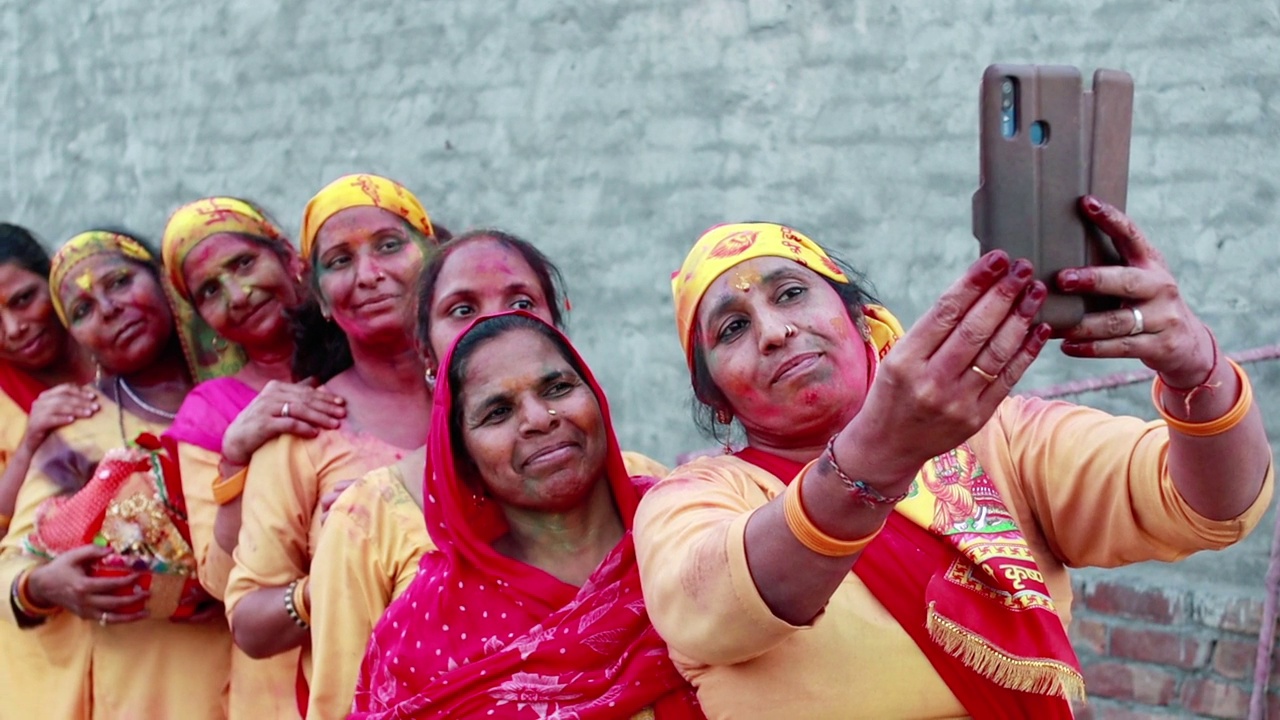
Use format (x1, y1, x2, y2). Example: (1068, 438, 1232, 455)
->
(158, 198, 294, 382)
(671, 222, 902, 370)
(299, 174, 435, 262)
(48, 231, 154, 326)
(352, 310, 702, 720)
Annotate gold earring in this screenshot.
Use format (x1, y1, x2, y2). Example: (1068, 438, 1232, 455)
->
(715, 409, 732, 425)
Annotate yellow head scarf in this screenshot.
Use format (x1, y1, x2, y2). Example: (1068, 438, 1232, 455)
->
(49, 231, 154, 326)
(671, 222, 904, 369)
(160, 198, 288, 382)
(299, 174, 435, 262)
(161, 197, 289, 300)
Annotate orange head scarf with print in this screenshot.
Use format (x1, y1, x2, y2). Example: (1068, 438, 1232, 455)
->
(48, 231, 155, 327)
(299, 174, 435, 262)
(670, 222, 903, 369)
(160, 198, 290, 382)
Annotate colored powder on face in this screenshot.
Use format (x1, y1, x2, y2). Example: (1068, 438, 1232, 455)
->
(75, 270, 93, 291)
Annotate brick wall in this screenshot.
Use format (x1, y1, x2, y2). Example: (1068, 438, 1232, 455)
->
(1071, 571, 1280, 719)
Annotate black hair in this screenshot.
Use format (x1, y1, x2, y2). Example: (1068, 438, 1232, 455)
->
(291, 215, 449, 383)
(0, 223, 51, 276)
(415, 229, 567, 358)
(445, 313, 590, 461)
(688, 243, 879, 439)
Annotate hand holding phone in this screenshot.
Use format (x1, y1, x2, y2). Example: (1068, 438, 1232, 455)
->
(972, 64, 1134, 334)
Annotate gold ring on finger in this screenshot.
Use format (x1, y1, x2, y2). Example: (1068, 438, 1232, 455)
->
(970, 365, 999, 383)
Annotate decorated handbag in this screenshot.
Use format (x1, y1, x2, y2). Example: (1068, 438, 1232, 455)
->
(25, 433, 212, 621)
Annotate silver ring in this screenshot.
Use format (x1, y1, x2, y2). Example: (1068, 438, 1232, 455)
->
(1129, 307, 1145, 336)
(970, 365, 999, 383)
(99, 612, 108, 627)
(281, 402, 291, 418)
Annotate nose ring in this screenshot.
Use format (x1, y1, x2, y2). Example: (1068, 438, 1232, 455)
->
(784, 324, 796, 337)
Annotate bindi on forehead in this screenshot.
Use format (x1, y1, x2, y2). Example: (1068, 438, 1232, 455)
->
(727, 267, 763, 293)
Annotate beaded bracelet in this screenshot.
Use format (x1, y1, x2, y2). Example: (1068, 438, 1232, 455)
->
(284, 578, 309, 629)
(824, 436, 912, 507)
(1152, 358, 1253, 438)
(212, 467, 248, 506)
(12, 569, 60, 619)
(782, 462, 886, 558)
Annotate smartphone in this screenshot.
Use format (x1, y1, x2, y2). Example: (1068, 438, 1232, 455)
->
(972, 64, 1134, 333)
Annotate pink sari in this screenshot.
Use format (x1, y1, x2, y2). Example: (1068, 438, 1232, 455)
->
(164, 377, 258, 453)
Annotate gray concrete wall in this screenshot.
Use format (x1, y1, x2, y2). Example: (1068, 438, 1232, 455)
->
(3, 1, 1278, 592)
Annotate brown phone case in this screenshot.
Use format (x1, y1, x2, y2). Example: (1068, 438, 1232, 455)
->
(972, 64, 1134, 333)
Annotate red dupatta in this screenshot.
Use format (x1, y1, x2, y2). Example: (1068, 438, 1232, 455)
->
(736, 444, 1081, 720)
(352, 312, 702, 720)
(0, 362, 47, 414)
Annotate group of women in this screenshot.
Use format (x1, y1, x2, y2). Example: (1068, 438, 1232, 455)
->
(0, 174, 1271, 719)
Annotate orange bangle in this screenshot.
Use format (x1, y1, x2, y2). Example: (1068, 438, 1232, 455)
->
(292, 576, 311, 627)
(0, 513, 11, 532)
(782, 461, 885, 557)
(1152, 358, 1253, 437)
(212, 466, 248, 505)
(13, 569, 60, 618)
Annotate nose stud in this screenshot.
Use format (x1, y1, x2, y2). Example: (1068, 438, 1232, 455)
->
(547, 409, 557, 416)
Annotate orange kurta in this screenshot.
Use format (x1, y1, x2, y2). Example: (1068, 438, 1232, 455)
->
(634, 396, 1274, 719)
(0, 398, 231, 719)
(224, 426, 416, 708)
(178, 439, 300, 719)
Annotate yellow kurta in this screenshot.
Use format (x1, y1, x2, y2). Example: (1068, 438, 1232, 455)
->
(634, 396, 1274, 720)
(0, 398, 231, 719)
(305, 449, 670, 720)
(307, 449, 432, 720)
(178, 439, 300, 719)
(224, 427, 415, 709)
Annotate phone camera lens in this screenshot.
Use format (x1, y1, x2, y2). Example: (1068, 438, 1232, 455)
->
(1002, 80, 1014, 95)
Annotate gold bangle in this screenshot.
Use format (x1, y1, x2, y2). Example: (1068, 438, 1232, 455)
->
(13, 569, 60, 618)
(782, 461, 885, 557)
(293, 576, 311, 627)
(1153, 358, 1253, 438)
(212, 466, 248, 506)
(0, 513, 11, 532)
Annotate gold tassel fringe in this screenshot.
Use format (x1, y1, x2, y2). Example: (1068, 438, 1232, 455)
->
(926, 603, 1087, 702)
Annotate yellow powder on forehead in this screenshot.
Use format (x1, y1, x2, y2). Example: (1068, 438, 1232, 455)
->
(728, 267, 762, 292)
(75, 270, 94, 291)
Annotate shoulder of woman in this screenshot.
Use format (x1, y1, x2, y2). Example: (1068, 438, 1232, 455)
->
(653, 454, 779, 496)
(620, 450, 670, 480)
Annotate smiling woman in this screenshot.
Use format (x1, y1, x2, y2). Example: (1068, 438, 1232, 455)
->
(222, 174, 441, 716)
(160, 197, 336, 718)
(0, 230, 231, 719)
(350, 312, 702, 720)
(0, 224, 99, 720)
(635, 218, 1272, 719)
(304, 227, 573, 717)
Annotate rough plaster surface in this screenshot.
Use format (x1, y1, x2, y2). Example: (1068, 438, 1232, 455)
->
(3, 0, 1277, 589)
